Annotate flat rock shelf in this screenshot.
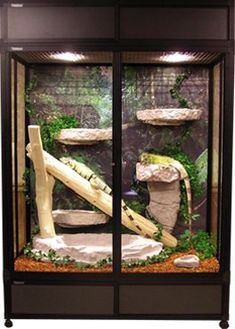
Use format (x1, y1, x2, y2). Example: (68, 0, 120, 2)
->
(32, 233, 163, 264)
(52, 209, 110, 228)
(55, 128, 112, 145)
(136, 108, 202, 126)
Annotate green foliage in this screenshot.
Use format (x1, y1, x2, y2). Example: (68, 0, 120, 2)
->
(122, 246, 176, 268)
(195, 149, 208, 186)
(163, 144, 203, 198)
(39, 114, 78, 152)
(31, 225, 40, 236)
(25, 79, 37, 116)
(122, 229, 216, 268)
(95, 256, 112, 268)
(161, 144, 203, 224)
(170, 68, 191, 108)
(191, 230, 216, 259)
(125, 200, 146, 215)
(22, 167, 37, 221)
(22, 168, 31, 204)
(153, 224, 163, 241)
(23, 243, 112, 268)
(122, 67, 149, 122)
(25, 79, 79, 153)
(177, 230, 216, 260)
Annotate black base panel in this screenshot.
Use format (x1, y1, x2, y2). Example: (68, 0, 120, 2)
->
(11, 284, 222, 318)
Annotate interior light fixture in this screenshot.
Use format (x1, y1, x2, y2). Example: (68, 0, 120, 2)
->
(50, 52, 85, 62)
(160, 52, 194, 63)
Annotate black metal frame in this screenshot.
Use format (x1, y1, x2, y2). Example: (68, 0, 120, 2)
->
(1, 0, 234, 327)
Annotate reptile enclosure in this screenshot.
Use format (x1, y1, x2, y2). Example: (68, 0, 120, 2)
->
(0, 0, 234, 328)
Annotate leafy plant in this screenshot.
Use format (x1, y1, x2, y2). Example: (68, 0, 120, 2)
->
(95, 256, 112, 268)
(122, 229, 216, 268)
(191, 230, 216, 259)
(153, 224, 163, 241)
(177, 230, 216, 260)
(161, 144, 203, 224)
(22, 168, 31, 204)
(31, 225, 40, 236)
(26, 79, 79, 153)
(22, 167, 37, 221)
(122, 246, 176, 268)
(25, 78, 37, 117)
(39, 114, 78, 152)
(125, 200, 146, 215)
(195, 148, 208, 186)
(23, 243, 112, 268)
(170, 68, 191, 108)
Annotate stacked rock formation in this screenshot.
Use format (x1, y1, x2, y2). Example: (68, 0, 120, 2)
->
(136, 162, 181, 233)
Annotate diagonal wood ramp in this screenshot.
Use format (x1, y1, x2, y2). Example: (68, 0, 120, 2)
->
(27, 125, 177, 247)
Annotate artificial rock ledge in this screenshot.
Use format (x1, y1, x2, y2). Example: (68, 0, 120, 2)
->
(33, 233, 163, 264)
(52, 209, 109, 228)
(136, 162, 181, 233)
(137, 108, 202, 126)
(56, 128, 112, 145)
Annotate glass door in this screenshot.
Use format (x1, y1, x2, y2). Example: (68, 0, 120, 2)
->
(10, 51, 114, 273)
(121, 51, 222, 273)
(6, 50, 225, 275)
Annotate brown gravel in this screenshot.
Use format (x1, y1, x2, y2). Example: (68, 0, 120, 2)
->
(14, 256, 112, 273)
(15, 249, 219, 273)
(122, 250, 220, 273)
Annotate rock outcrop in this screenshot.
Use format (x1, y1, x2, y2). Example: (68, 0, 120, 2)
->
(147, 181, 180, 233)
(136, 162, 180, 183)
(174, 255, 200, 268)
(56, 128, 112, 145)
(52, 209, 109, 228)
(136, 162, 181, 233)
(137, 108, 202, 126)
(32, 233, 163, 264)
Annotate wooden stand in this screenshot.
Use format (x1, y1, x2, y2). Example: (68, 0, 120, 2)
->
(28, 126, 56, 238)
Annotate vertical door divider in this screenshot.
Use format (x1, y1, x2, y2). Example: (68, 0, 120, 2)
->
(112, 51, 122, 316)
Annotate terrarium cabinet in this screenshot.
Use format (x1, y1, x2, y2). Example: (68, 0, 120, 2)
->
(1, 1, 234, 328)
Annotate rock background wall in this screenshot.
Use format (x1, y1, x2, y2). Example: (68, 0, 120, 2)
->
(28, 65, 113, 223)
(28, 65, 209, 236)
(122, 66, 209, 235)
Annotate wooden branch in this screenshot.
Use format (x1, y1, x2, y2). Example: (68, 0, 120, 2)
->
(27, 141, 177, 247)
(28, 126, 56, 238)
(194, 198, 207, 211)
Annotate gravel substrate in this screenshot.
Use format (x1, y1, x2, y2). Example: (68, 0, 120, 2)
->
(15, 250, 219, 273)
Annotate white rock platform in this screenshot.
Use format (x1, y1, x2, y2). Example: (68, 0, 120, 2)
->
(52, 209, 110, 228)
(33, 233, 163, 264)
(137, 108, 202, 126)
(55, 128, 112, 145)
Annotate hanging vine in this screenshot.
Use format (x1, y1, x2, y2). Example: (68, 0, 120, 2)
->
(170, 68, 191, 108)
